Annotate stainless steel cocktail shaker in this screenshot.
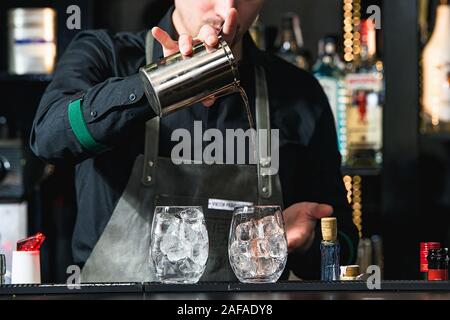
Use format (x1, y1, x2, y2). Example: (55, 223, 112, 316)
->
(139, 36, 240, 117)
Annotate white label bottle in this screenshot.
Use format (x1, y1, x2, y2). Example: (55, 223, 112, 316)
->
(422, 0, 450, 133)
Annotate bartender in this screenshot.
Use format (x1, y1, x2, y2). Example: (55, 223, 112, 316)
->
(30, 0, 358, 282)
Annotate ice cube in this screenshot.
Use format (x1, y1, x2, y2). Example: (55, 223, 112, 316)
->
(152, 251, 167, 273)
(154, 213, 182, 236)
(230, 252, 257, 278)
(250, 220, 264, 239)
(161, 257, 177, 275)
(191, 242, 208, 266)
(230, 240, 252, 258)
(268, 234, 287, 258)
(184, 222, 208, 243)
(180, 208, 203, 223)
(198, 225, 209, 242)
(179, 257, 203, 275)
(167, 249, 188, 263)
(166, 218, 183, 236)
(251, 239, 269, 257)
(153, 213, 180, 235)
(236, 221, 253, 241)
(229, 241, 259, 278)
(259, 215, 283, 237)
(154, 254, 176, 277)
(256, 257, 276, 276)
(160, 234, 188, 262)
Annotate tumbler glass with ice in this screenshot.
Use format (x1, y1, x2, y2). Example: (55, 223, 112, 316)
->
(151, 206, 209, 284)
(228, 206, 287, 283)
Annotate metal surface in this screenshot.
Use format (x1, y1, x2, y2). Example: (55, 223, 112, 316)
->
(139, 36, 240, 117)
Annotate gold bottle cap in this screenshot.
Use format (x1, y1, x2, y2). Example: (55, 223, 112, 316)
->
(321, 217, 337, 241)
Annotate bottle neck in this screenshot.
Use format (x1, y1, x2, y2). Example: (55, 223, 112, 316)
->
(281, 30, 298, 51)
(279, 14, 304, 51)
(432, 5, 450, 39)
(357, 19, 378, 63)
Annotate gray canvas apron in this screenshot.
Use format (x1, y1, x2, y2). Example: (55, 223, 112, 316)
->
(81, 32, 284, 282)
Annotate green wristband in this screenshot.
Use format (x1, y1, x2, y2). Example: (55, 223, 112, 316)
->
(68, 98, 108, 153)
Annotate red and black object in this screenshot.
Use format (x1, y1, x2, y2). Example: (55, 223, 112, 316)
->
(427, 248, 449, 281)
(16, 232, 46, 252)
(420, 242, 441, 280)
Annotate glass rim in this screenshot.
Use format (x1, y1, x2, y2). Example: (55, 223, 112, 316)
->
(233, 205, 282, 212)
(154, 206, 203, 212)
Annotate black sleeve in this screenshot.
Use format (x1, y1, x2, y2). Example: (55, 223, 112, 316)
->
(30, 30, 155, 165)
(287, 86, 359, 280)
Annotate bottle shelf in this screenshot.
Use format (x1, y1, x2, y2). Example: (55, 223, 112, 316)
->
(341, 166, 382, 177)
(0, 72, 53, 83)
(420, 132, 450, 143)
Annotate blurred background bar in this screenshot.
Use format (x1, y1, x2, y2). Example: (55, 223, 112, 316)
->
(0, 0, 448, 283)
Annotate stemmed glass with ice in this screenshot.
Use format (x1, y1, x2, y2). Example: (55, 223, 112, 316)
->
(228, 206, 288, 283)
(150, 206, 209, 284)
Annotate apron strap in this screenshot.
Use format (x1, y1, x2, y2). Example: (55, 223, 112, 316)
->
(142, 116, 159, 185)
(142, 30, 159, 186)
(141, 30, 274, 199)
(145, 29, 154, 65)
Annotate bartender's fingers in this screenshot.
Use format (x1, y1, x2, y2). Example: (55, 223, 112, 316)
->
(152, 27, 179, 57)
(197, 24, 219, 51)
(308, 204, 333, 220)
(222, 7, 239, 45)
(283, 202, 333, 252)
(178, 34, 193, 56)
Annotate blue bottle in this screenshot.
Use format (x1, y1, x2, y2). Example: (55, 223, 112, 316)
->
(320, 217, 340, 281)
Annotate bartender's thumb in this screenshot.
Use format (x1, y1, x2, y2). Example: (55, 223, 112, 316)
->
(309, 204, 333, 220)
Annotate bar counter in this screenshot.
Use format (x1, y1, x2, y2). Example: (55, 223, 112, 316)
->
(1, 281, 449, 300)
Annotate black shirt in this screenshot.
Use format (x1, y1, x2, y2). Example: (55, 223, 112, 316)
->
(30, 8, 358, 279)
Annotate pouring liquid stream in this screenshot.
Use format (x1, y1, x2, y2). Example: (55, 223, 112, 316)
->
(236, 85, 258, 163)
(217, 25, 256, 157)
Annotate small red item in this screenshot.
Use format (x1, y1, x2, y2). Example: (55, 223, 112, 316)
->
(17, 232, 46, 252)
(420, 242, 441, 273)
(428, 269, 447, 281)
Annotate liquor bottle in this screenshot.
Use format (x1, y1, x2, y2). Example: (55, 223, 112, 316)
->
(421, 0, 450, 133)
(313, 36, 347, 162)
(249, 16, 266, 50)
(320, 217, 340, 281)
(344, 19, 384, 168)
(356, 238, 372, 275)
(275, 12, 311, 71)
(420, 242, 441, 280)
(427, 248, 449, 281)
(371, 235, 384, 279)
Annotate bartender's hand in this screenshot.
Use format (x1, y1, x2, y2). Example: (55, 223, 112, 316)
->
(151, 4, 238, 107)
(283, 202, 333, 253)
